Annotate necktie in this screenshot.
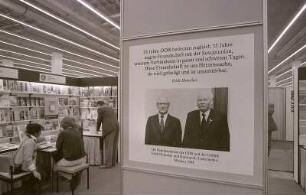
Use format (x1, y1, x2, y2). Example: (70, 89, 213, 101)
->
(201, 113, 208, 130)
(160, 115, 165, 132)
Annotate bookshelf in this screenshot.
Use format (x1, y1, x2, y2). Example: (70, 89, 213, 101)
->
(0, 79, 81, 143)
(80, 86, 118, 134)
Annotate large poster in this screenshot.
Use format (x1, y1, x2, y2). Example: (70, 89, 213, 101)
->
(129, 34, 254, 175)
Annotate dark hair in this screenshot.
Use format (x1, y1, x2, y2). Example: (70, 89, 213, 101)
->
(97, 101, 105, 106)
(61, 116, 76, 129)
(26, 123, 43, 136)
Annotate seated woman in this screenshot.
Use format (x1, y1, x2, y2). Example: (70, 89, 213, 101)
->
(55, 116, 86, 189)
(13, 123, 43, 194)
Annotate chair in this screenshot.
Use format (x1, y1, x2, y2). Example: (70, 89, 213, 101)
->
(54, 162, 89, 195)
(0, 155, 41, 195)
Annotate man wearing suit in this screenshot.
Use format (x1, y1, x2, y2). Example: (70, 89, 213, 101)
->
(182, 91, 230, 151)
(96, 100, 119, 168)
(145, 96, 182, 147)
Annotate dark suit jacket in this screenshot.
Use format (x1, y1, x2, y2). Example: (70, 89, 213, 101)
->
(96, 106, 119, 137)
(182, 109, 230, 151)
(145, 114, 182, 147)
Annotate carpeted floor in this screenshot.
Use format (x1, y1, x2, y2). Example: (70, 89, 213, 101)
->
(43, 165, 121, 195)
(268, 141, 294, 172)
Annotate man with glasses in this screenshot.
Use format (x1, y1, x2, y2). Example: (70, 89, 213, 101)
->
(145, 95, 182, 147)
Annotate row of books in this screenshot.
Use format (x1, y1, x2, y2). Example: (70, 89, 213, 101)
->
(80, 86, 117, 97)
(59, 97, 79, 106)
(0, 108, 45, 123)
(0, 79, 80, 95)
(82, 119, 96, 132)
(59, 107, 80, 118)
(0, 125, 16, 138)
(17, 97, 45, 107)
(80, 98, 117, 108)
(81, 108, 98, 119)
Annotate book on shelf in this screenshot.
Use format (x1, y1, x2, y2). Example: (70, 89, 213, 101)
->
(112, 86, 118, 96)
(68, 97, 79, 106)
(0, 109, 10, 123)
(1, 125, 14, 138)
(45, 120, 60, 131)
(59, 97, 68, 106)
(82, 119, 96, 132)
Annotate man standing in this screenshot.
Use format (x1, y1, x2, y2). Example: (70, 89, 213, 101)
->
(182, 91, 230, 151)
(96, 100, 119, 168)
(145, 96, 182, 147)
(268, 103, 278, 156)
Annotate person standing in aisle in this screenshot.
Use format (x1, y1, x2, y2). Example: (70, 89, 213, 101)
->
(96, 100, 119, 168)
(268, 103, 278, 156)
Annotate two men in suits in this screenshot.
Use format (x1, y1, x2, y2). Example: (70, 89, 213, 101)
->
(182, 91, 230, 151)
(145, 96, 182, 147)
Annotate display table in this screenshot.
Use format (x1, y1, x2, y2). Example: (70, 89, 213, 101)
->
(83, 131, 102, 165)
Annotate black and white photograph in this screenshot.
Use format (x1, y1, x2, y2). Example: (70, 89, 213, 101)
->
(145, 88, 230, 152)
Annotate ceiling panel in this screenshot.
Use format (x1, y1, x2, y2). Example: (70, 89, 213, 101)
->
(0, 0, 120, 78)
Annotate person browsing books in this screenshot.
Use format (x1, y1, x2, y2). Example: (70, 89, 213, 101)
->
(96, 100, 119, 168)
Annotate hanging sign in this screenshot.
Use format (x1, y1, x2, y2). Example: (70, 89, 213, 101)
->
(39, 73, 66, 84)
(0, 67, 18, 79)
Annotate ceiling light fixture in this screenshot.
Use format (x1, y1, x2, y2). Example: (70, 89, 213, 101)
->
(0, 54, 101, 77)
(275, 76, 292, 85)
(0, 29, 119, 69)
(277, 81, 292, 87)
(0, 13, 119, 62)
(14, 64, 83, 78)
(0, 44, 117, 74)
(0, 54, 50, 68)
(64, 63, 113, 77)
(0, 48, 49, 62)
(75, 0, 120, 30)
(268, 43, 306, 74)
(19, 0, 119, 50)
(275, 69, 292, 79)
(62, 67, 98, 77)
(0, 40, 50, 56)
(268, 2, 306, 53)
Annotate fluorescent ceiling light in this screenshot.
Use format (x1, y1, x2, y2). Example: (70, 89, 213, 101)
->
(0, 30, 119, 69)
(268, 43, 306, 74)
(0, 13, 119, 62)
(76, 0, 120, 30)
(0, 40, 50, 56)
(275, 76, 292, 85)
(277, 81, 292, 87)
(0, 54, 50, 67)
(0, 44, 117, 75)
(14, 62, 50, 71)
(62, 67, 98, 77)
(275, 69, 292, 79)
(268, 2, 306, 53)
(64, 63, 113, 77)
(0, 54, 101, 77)
(0, 48, 49, 62)
(14, 63, 82, 77)
(19, 0, 119, 50)
(301, 61, 306, 67)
